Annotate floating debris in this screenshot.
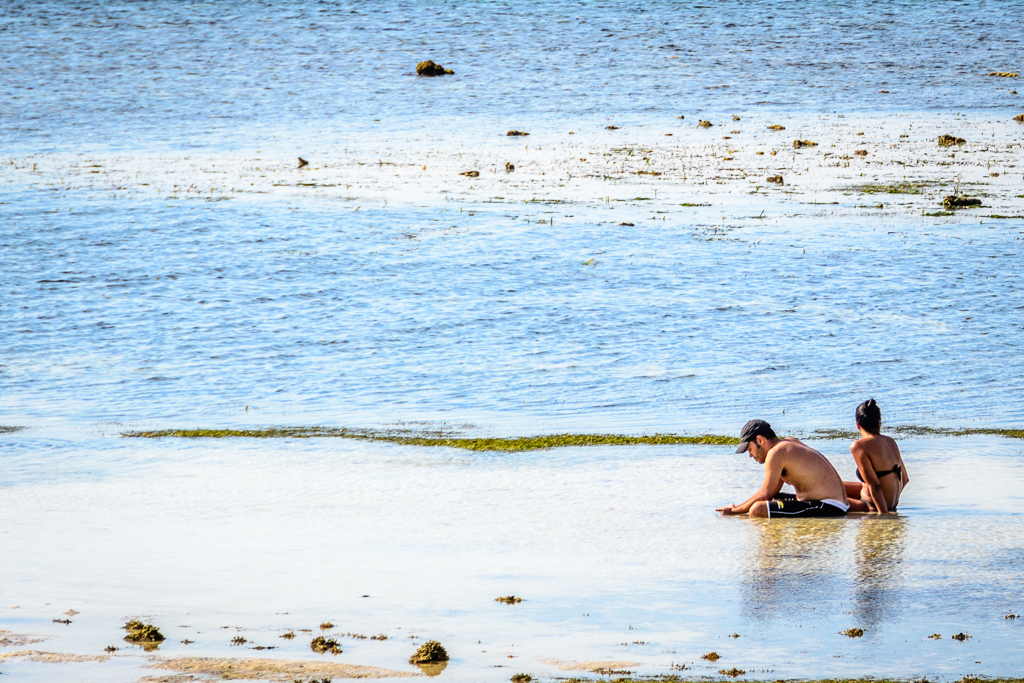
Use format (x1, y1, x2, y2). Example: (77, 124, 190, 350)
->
(409, 640, 449, 664)
(606, 125, 620, 130)
(281, 632, 296, 639)
(1014, 114, 1024, 123)
(298, 157, 309, 168)
(495, 596, 524, 604)
(767, 175, 784, 185)
(63, 610, 79, 617)
(938, 134, 966, 146)
(728, 633, 740, 638)
(53, 618, 72, 625)
(320, 622, 335, 630)
(104, 646, 119, 652)
(311, 635, 343, 654)
(855, 149, 868, 156)
(793, 139, 818, 148)
(701, 652, 721, 662)
(840, 628, 865, 638)
(719, 668, 746, 677)
(619, 222, 634, 226)
(951, 632, 971, 641)
(416, 60, 453, 76)
(1006, 614, 1020, 620)
(371, 634, 388, 640)
(766, 124, 785, 131)
(232, 636, 247, 646)
(989, 71, 1019, 77)
(459, 171, 480, 177)
(769, 150, 777, 156)
(505, 162, 515, 172)
(928, 633, 942, 639)
(698, 120, 713, 128)
(506, 130, 529, 136)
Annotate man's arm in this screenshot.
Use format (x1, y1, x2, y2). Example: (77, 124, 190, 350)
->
(717, 450, 785, 515)
(851, 444, 888, 514)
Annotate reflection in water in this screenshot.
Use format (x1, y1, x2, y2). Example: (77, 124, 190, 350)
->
(852, 516, 907, 627)
(741, 519, 847, 621)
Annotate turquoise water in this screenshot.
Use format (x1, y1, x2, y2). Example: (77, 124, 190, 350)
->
(2, 1, 1024, 681)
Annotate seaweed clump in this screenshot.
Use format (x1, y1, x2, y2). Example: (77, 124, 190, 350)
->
(123, 620, 165, 647)
(701, 652, 721, 662)
(928, 633, 942, 639)
(719, 669, 746, 677)
(310, 635, 342, 654)
(942, 195, 982, 209)
(1015, 114, 1024, 123)
(409, 640, 449, 664)
(951, 632, 971, 641)
(938, 134, 966, 147)
(841, 628, 865, 637)
(416, 60, 453, 76)
(511, 675, 533, 683)
(793, 139, 818, 148)
(495, 596, 523, 604)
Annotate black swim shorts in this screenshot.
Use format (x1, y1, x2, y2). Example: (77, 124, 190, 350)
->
(767, 493, 849, 518)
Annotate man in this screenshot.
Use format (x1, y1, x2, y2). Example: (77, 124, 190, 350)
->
(716, 419, 849, 518)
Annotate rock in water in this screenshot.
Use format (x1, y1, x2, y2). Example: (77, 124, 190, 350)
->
(505, 162, 515, 172)
(506, 130, 529, 136)
(416, 60, 454, 76)
(459, 170, 480, 177)
(766, 124, 785, 131)
(938, 134, 966, 146)
(297, 157, 309, 168)
(1014, 114, 1024, 123)
(605, 125, 620, 130)
(942, 195, 982, 209)
(793, 139, 818, 148)
(410, 640, 449, 664)
(989, 71, 1019, 78)
(698, 120, 713, 128)
(767, 175, 784, 184)
(854, 149, 868, 156)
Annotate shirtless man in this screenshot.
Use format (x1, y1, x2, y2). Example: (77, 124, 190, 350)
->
(716, 419, 850, 518)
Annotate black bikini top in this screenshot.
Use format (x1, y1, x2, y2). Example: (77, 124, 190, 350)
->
(856, 462, 902, 484)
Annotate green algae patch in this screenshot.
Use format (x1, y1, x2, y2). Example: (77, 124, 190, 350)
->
(122, 428, 739, 452)
(495, 596, 524, 604)
(840, 628, 864, 637)
(123, 620, 165, 649)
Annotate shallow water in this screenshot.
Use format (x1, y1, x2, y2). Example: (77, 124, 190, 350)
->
(2, 1, 1024, 680)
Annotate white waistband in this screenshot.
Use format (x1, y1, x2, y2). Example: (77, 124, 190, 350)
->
(822, 498, 851, 511)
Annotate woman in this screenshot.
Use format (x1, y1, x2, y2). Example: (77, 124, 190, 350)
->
(844, 399, 909, 514)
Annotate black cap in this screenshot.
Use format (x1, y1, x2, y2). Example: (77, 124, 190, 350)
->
(736, 419, 774, 453)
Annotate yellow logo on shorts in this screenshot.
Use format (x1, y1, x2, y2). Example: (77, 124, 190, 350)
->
(778, 501, 784, 509)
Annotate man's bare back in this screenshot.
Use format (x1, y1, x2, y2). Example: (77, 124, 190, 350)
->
(716, 419, 849, 519)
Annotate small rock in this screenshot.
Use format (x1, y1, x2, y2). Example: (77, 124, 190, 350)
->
(938, 134, 966, 146)
(840, 628, 865, 638)
(723, 156, 733, 161)
(1014, 114, 1024, 123)
(942, 195, 982, 209)
(701, 652, 721, 662)
(879, 89, 890, 93)
(755, 151, 764, 155)
(722, 136, 732, 139)
(698, 120, 713, 128)
(793, 139, 818, 148)
(605, 125, 620, 130)
(505, 162, 515, 172)
(951, 632, 971, 641)
(854, 149, 868, 156)
(769, 150, 777, 156)
(766, 124, 785, 131)
(410, 640, 449, 664)
(990, 172, 1000, 177)
(730, 130, 740, 134)
(459, 171, 480, 177)
(989, 71, 1019, 78)
(732, 115, 740, 121)
(857, 131, 865, 135)
(619, 222, 634, 226)
(416, 60, 454, 76)
(677, 115, 685, 119)
(767, 175, 784, 184)
(506, 130, 529, 136)
(311, 635, 342, 654)
(928, 633, 942, 639)
(64, 610, 79, 616)
(297, 157, 309, 168)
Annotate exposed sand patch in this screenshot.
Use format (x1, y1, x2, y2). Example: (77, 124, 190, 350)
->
(0, 649, 110, 663)
(148, 656, 422, 681)
(542, 658, 640, 672)
(0, 632, 52, 648)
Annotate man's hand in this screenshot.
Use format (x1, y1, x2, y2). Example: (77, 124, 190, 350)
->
(716, 505, 740, 515)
